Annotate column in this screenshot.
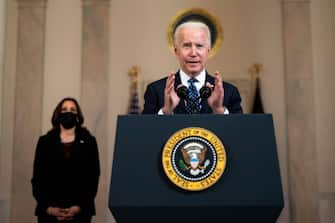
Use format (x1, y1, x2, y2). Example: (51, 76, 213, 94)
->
(282, 0, 319, 222)
(0, 0, 7, 197)
(11, 0, 47, 223)
(81, 0, 110, 222)
(0, 1, 8, 222)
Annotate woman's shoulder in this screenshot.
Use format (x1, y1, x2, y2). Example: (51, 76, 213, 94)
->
(35, 129, 59, 149)
(39, 128, 58, 140)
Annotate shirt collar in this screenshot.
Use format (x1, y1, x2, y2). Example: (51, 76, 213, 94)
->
(179, 69, 206, 90)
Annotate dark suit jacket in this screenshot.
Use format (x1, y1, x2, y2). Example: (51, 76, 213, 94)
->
(31, 127, 100, 217)
(142, 71, 243, 114)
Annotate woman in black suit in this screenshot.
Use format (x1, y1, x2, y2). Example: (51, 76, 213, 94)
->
(32, 97, 100, 223)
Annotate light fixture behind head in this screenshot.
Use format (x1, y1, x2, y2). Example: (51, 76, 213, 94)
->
(167, 8, 224, 58)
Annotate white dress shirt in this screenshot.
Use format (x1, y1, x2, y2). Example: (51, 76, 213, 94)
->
(179, 69, 206, 92)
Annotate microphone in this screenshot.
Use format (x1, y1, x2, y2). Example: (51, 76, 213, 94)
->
(176, 85, 188, 99)
(199, 86, 212, 99)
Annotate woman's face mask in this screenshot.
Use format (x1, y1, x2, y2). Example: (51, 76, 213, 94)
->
(58, 112, 78, 129)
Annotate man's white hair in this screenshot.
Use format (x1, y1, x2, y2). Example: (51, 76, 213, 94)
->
(173, 21, 211, 48)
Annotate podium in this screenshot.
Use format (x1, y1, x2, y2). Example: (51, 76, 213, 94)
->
(109, 114, 284, 223)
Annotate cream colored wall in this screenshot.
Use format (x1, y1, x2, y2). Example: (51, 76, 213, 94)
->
(0, 0, 16, 222)
(311, 1, 335, 222)
(0, 0, 4, 143)
(312, 0, 335, 194)
(0, 0, 6, 218)
(0, 0, 5, 192)
(42, 0, 82, 133)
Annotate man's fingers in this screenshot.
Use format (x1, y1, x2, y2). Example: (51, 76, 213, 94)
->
(166, 82, 175, 94)
(165, 72, 176, 94)
(214, 70, 222, 78)
(214, 71, 222, 84)
(166, 72, 175, 85)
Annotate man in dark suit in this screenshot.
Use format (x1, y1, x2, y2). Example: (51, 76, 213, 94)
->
(142, 20, 242, 115)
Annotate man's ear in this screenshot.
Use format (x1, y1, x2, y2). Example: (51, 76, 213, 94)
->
(174, 46, 178, 55)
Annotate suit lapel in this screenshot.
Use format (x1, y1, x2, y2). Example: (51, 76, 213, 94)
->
(173, 71, 188, 114)
(173, 71, 182, 88)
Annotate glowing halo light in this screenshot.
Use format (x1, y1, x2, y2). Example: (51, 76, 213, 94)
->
(167, 8, 224, 58)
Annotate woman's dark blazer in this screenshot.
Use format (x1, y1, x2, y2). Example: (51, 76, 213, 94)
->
(31, 127, 100, 217)
(142, 71, 243, 114)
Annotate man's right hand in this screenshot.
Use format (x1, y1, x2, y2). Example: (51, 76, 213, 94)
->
(162, 72, 180, 114)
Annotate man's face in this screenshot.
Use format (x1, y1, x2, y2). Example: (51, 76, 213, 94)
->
(174, 27, 210, 76)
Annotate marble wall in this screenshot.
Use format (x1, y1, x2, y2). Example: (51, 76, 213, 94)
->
(312, 1, 335, 223)
(0, 0, 4, 137)
(11, 1, 46, 223)
(0, 0, 6, 221)
(81, 1, 110, 222)
(282, 0, 319, 222)
(0, 0, 18, 223)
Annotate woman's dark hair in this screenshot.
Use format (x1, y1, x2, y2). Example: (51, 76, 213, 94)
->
(51, 97, 84, 128)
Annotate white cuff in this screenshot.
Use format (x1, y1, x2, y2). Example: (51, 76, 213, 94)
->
(224, 107, 229, 115)
(158, 108, 165, 115)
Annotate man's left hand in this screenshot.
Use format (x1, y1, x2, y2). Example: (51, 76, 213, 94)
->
(207, 71, 225, 114)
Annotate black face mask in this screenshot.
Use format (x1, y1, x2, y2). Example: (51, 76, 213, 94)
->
(58, 112, 78, 129)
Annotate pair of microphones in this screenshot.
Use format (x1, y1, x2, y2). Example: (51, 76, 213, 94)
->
(176, 85, 212, 100)
(176, 85, 212, 114)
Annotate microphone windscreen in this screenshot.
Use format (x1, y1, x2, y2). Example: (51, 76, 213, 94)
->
(199, 86, 212, 99)
(176, 85, 188, 99)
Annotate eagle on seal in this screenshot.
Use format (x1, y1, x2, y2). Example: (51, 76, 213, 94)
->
(181, 142, 209, 176)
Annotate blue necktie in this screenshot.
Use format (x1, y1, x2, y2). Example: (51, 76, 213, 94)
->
(186, 78, 201, 114)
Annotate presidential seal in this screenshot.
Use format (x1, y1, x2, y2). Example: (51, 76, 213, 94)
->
(162, 127, 226, 191)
